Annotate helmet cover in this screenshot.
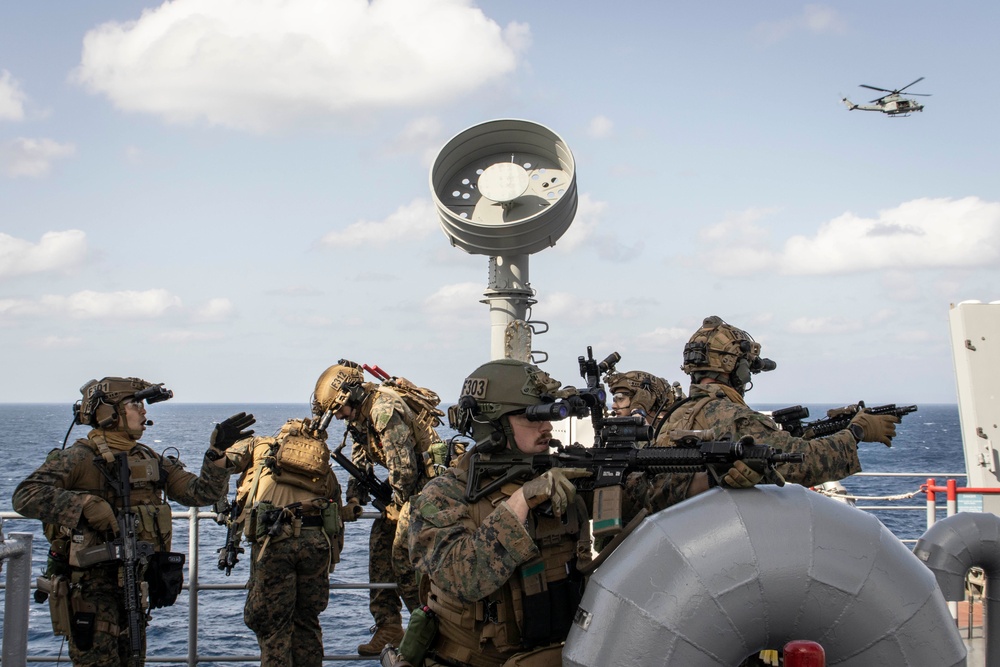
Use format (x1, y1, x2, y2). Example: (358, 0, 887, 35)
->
(78, 377, 155, 430)
(605, 370, 670, 415)
(313, 360, 365, 413)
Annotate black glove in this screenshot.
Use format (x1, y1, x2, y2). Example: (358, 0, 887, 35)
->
(209, 412, 256, 455)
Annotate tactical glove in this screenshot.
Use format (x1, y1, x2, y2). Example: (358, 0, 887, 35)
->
(209, 412, 257, 456)
(849, 411, 900, 447)
(340, 499, 363, 522)
(384, 503, 401, 523)
(81, 494, 119, 534)
(521, 468, 591, 517)
(721, 460, 765, 489)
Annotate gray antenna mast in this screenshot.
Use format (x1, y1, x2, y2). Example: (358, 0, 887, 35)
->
(429, 119, 578, 361)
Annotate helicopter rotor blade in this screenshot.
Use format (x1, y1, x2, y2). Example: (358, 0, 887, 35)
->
(859, 84, 893, 93)
(897, 77, 925, 93)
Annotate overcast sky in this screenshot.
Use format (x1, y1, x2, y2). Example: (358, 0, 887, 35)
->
(2, 1, 998, 406)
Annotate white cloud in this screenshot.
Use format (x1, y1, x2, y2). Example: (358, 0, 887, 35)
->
(21, 289, 182, 320)
(556, 193, 605, 252)
(0, 230, 88, 278)
(73, 0, 528, 132)
(0, 70, 27, 121)
(1, 138, 76, 177)
(781, 197, 1000, 275)
(787, 316, 863, 335)
(30, 335, 83, 349)
(2, 291, 182, 320)
(543, 291, 621, 326)
(152, 330, 225, 343)
(633, 326, 690, 353)
(753, 4, 847, 44)
(320, 198, 437, 247)
(422, 282, 482, 321)
(192, 297, 235, 322)
(699, 197, 1000, 276)
(586, 115, 613, 139)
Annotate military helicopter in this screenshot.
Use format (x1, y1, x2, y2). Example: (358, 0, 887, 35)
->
(842, 77, 930, 116)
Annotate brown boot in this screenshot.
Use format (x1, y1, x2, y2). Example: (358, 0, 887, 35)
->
(357, 622, 405, 656)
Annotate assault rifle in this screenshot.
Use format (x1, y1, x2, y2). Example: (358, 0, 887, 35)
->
(212, 496, 244, 576)
(100, 453, 155, 667)
(333, 440, 392, 513)
(466, 433, 802, 504)
(771, 402, 917, 439)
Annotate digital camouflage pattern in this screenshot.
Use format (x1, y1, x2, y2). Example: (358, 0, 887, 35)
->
(12, 429, 230, 667)
(408, 454, 584, 667)
(225, 424, 343, 664)
(648, 383, 862, 511)
(347, 391, 426, 628)
(244, 529, 331, 667)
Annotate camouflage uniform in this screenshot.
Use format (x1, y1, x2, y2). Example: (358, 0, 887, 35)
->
(347, 390, 426, 631)
(226, 420, 345, 667)
(647, 382, 862, 511)
(12, 428, 229, 667)
(408, 453, 590, 667)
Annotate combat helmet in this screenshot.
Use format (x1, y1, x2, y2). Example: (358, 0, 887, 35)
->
(313, 360, 367, 415)
(454, 359, 563, 452)
(681, 316, 776, 395)
(76, 377, 172, 438)
(605, 370, 671, 417)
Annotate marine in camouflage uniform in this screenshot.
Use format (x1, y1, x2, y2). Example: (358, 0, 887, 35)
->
(407, 359, 594, 667)
(12, 377, 248, 667)
(603, 369, 685, 433)
(313, 360, 434, 655)
(647, 317, 901, 512)
(225, 417, 352, 667)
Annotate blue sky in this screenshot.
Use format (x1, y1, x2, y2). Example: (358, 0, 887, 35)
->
(1, 1, 998, 406)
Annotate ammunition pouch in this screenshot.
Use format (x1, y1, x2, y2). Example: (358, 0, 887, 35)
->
(70, 595, 98, 651)
(146, 551, 185, 609)
(320, 500, 343, 537)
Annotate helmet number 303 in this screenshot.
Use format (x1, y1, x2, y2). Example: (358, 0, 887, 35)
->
(462, 378, 489, 399)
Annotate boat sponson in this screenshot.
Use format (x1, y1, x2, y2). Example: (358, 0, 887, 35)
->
(563, 484, 966, 667)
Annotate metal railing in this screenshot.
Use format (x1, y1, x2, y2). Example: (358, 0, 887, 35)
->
(1, 509, 386, 665)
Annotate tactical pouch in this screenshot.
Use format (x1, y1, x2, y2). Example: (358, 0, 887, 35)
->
(254, 502, 278, 541)
(69, 596, 97, 651)
(398, 604, 438, 666)
(499, 645, 563, 667)
(275, 434, 330, 477)
(43, 575, 72, 636)
(321, 501, 342, 537)
(146, 551, 185, 609)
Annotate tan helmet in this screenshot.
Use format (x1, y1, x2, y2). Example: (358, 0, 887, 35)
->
(77, 377, 156, 435)
(455, 359, 563, 451)
(681, 316, 775, 393)
(313, 360, 366, 413)
(605, 370, 670, 415)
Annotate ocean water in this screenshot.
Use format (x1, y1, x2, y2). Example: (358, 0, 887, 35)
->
(1, 402, 964, 665)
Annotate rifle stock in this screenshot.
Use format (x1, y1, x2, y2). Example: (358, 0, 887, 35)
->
(333, 440, 392, 513)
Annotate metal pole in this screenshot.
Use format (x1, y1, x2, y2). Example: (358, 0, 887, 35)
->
(188, 510, 199, 667)
(1, 532, 34, 667)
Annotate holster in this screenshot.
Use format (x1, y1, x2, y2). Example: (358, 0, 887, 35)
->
(39, 575, 72, 637)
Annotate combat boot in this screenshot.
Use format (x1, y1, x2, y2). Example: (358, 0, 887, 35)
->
(358, 622, 405, 656)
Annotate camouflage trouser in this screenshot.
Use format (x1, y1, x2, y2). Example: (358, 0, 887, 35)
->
(370, 512, 418, 627)
(245, 529, 331, 667)
(65, 565, 148, 667)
